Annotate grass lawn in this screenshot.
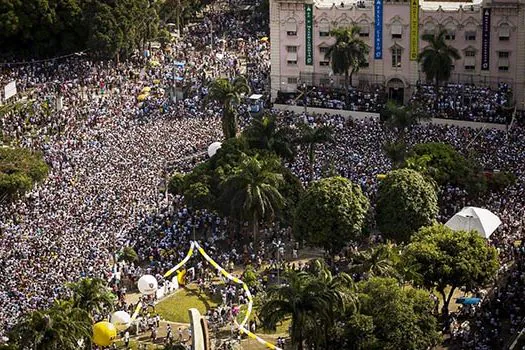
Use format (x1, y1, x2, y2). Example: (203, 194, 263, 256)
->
(156, 284, 221, 323)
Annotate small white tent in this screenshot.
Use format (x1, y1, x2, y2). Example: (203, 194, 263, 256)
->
(445, 207, 502, 239)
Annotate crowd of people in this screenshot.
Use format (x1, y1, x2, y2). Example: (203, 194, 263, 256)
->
(0, 1, 524, 349)
(275, 82, 516, 124)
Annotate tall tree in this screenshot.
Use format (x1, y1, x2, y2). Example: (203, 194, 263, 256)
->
(348, 243, 401, 279)
(418, 29, 461, 103)
(66, 277, 115, 315)
(259, 270, 340, 350)
(357, 277, 441, 350)
(404, 224, 499, 315)
(207, 76, 251, 139)
(8, 300, 92, 350)
(244, 113, 296, 160)
(295, 123, 333, 181)
(294, 176, 370, 253)
(220, 154, 285, 242)
(325, 26, 369, 93)
(375, 168, 438, 242)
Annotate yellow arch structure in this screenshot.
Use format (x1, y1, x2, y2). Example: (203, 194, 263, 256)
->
(163, 241, 282, 350)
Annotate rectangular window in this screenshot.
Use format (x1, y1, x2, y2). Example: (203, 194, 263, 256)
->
(319, 61, 330, 66)
(286, 46, 298, 53)
(392, 48, 402, 68)
(498, 66, 509, 71)
(464, 65, 475, 71)
(361, 62, 369, 68)
(287, 77, 298, 84)
(287, 60, 297, 66)
(499, 27, 510, 41)
(445, 32, 455, 40)
(320, 30, 330, 37)
(465, 51, 476, 57)
(498, 51, 510, 58)
(450, 64, 455, 70)
(287, 31, 297, 36)
(465, 31, 476, 41)
(319, 47, 329, 54)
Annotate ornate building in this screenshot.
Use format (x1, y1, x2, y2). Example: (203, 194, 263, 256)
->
(270, 0, 525, 109)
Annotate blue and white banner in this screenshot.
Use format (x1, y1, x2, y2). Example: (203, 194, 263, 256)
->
(481, 8, 491, 70)
(374, 0, 383, 59)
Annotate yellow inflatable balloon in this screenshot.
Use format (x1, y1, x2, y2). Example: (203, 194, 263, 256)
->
(93, 321, 117, 347)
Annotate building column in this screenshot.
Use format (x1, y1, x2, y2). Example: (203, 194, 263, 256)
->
(270, 0, 281, 101)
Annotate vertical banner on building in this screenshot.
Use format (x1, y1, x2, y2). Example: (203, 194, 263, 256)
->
(374, 0, 383, 59)
(305, 4, 314, 65)
(481, 8, 491, 70)
(409, 0, 419, 61)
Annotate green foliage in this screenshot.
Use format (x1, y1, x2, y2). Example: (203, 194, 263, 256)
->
(207, 76, 250, 139)
(375, 169, 438, 242)
(326, 26, 369, 88)
(0, 0, 160, 58)
(66, 277, 115, 315)
(184, 182, 212, 209)
(168, 172, 185, 195)
(348, 243, 402, 279)
(157, 28, 172, 48)
(486, 171, 516, 192)
(357, 277, 441, 350)
(418, 29, 461, 87)
(0, 147, 49, 201)
(259, 268, 354, 350)
(119, 246, 139, 263)
(404, 224, 499, 314)
(277, 167, 304, 226)
(220, 154, 285, 241)
(382, 140, 407, 167)
(8, 300, 92, 350)
(294, 176, 370, 253)
(244, 113, 296, 160)
(296, 123, 334, 180)
(242, 265, 260, 289)
(407, 142, 482, 194)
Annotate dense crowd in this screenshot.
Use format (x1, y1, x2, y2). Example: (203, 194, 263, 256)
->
(275, 82, 515, 124)
(0, 2, 524, 349)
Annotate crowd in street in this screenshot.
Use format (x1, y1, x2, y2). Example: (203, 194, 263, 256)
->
(0, 2, 524, 349)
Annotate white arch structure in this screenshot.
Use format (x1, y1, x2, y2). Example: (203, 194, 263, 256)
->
(161, 241, 282, 350)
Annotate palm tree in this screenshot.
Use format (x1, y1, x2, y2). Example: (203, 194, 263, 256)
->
(382, 100, 429, 140)
(207, 76, 251, 139)
(296, 123, 334, 181)
(418, 29, 461, 104)
(258, 270, 332, 350)
(348, 243, 401, 279)
(66, 277, 115, 315)
(308, 260, 358, 348)
(325, 26, 369, 94)
(220, 154, 285, 242)
(9, 300, 92, 350)
(244, 113, 296, 160)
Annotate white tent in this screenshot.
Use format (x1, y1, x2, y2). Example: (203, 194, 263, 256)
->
(445, 207, 502, 239)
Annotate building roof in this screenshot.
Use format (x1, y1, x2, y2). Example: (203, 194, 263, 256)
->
(312, 0, 483, 10)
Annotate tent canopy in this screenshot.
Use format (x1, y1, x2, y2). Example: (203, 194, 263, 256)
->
(445, 206, 501, 239)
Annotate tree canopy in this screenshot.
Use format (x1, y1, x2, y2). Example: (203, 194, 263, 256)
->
(404, 224, 499, 315)
(294, 176, 370, 253)
(356, 277, 441, 350)
(0, 0, 162, 59)
(375, 168, 438, 242)
(418, 29, 461, 88)
(0, 147, 49, 202)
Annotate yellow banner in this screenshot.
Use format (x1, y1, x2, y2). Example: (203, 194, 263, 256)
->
(410, 0, 419, 61)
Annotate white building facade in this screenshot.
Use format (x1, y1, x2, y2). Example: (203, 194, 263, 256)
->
(270, 0, 525, 109)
